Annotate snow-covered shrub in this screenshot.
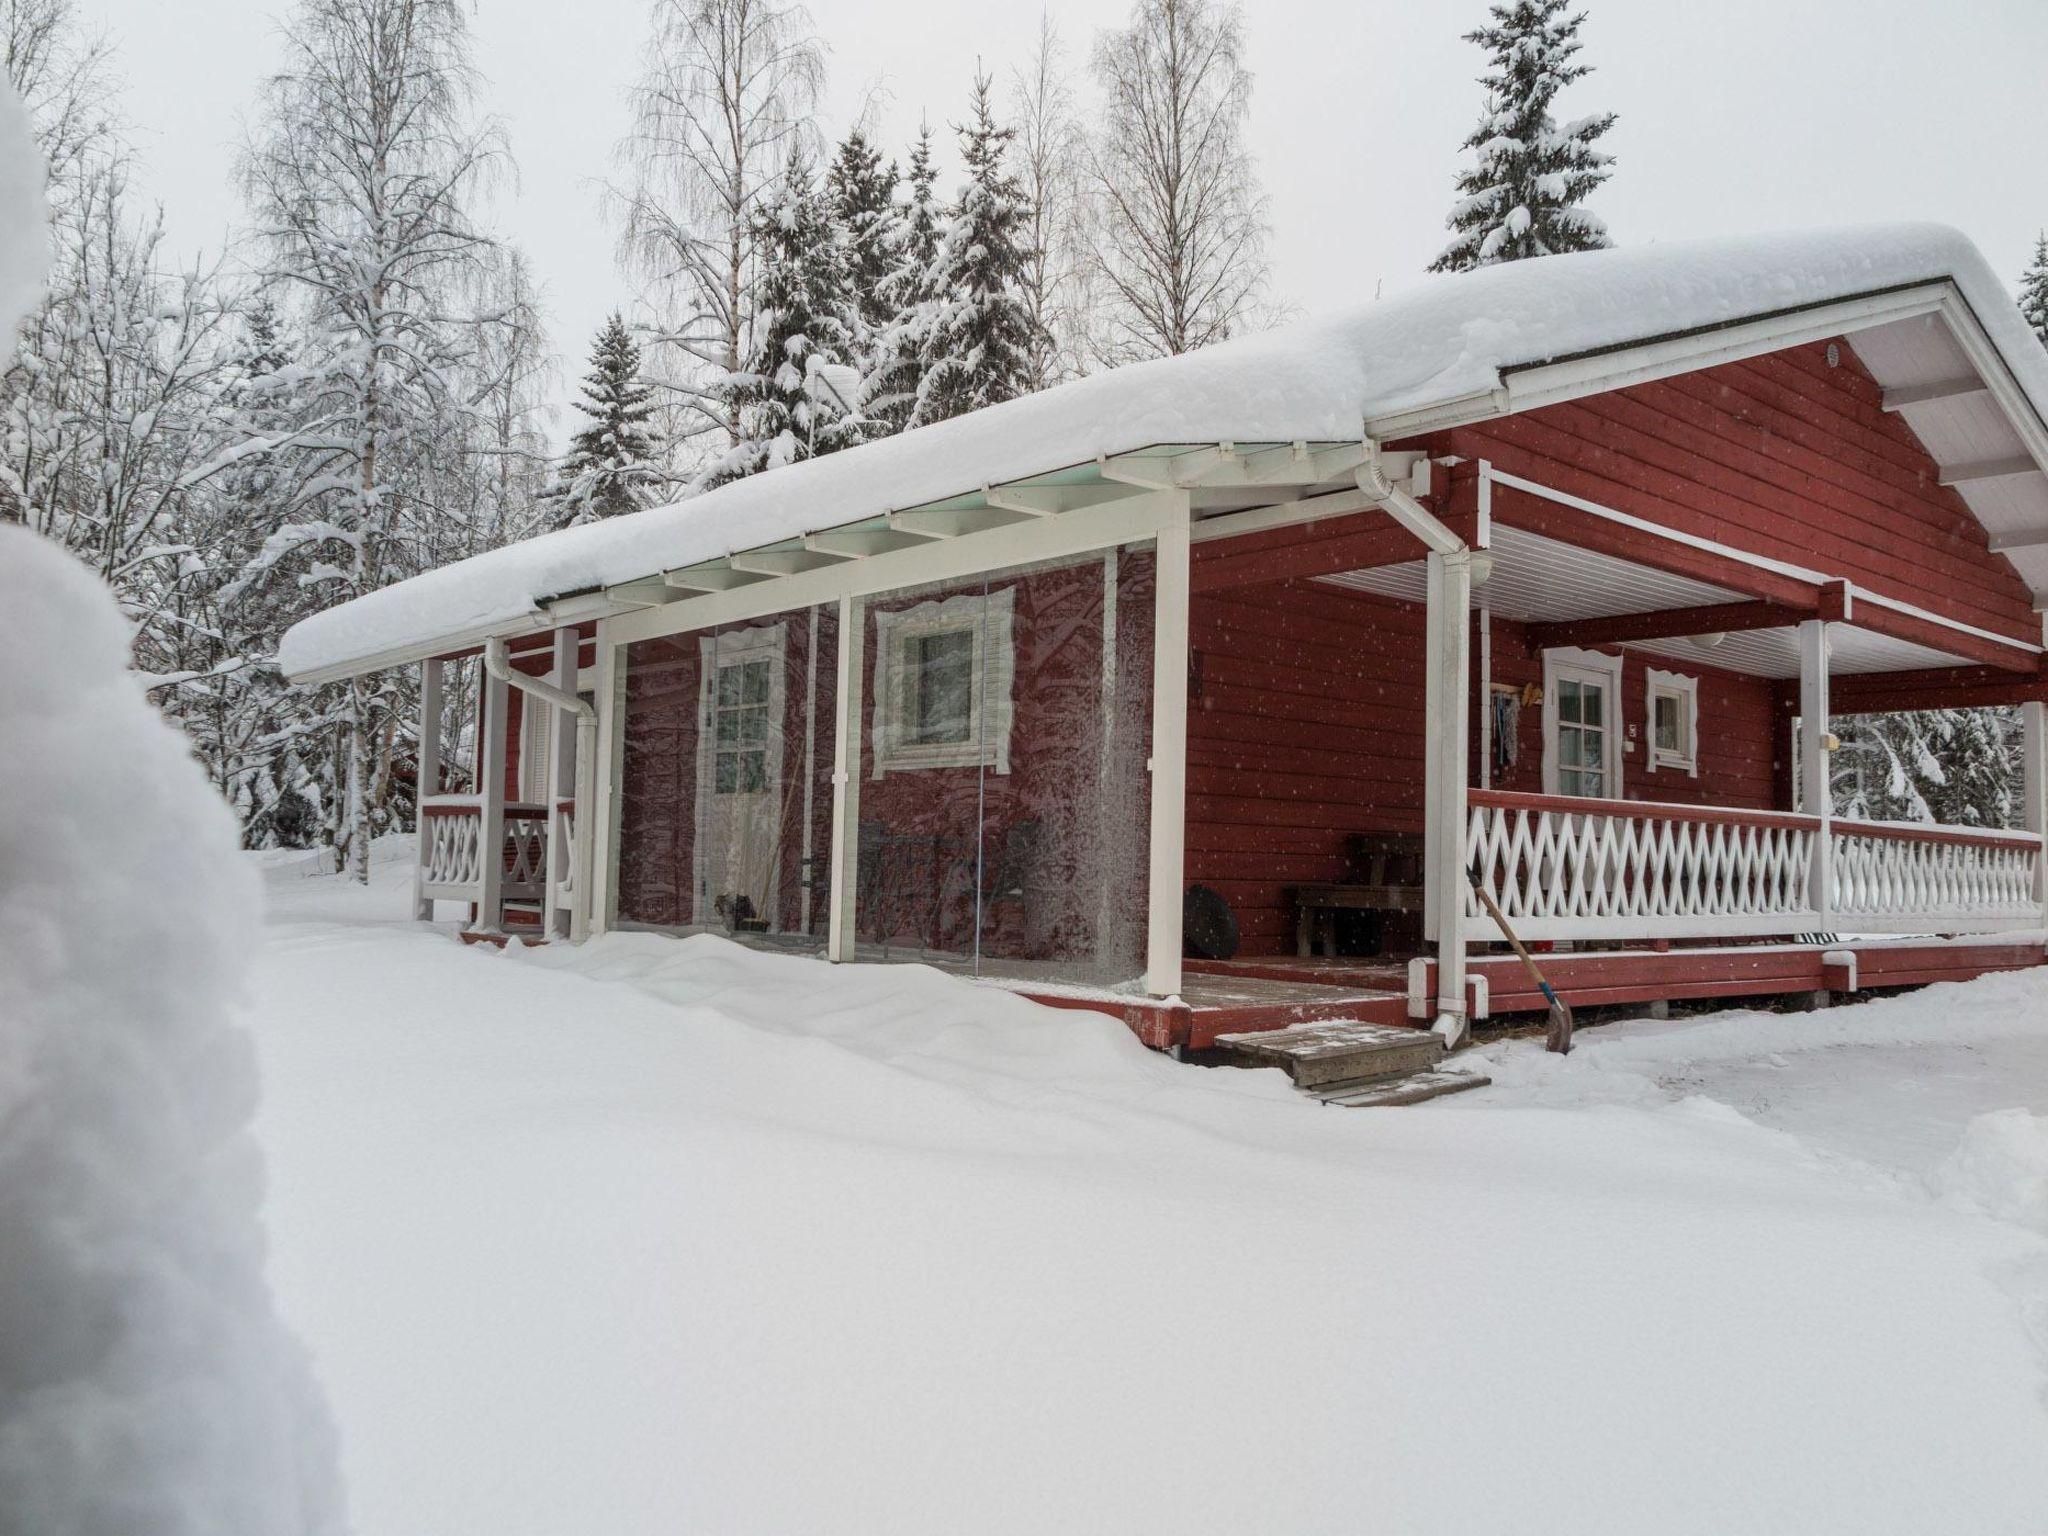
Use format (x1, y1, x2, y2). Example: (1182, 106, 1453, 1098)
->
(0, 529, 345, 1528)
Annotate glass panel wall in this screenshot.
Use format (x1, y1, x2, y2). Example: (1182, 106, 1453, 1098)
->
(616, 602, 837, 946)
(855, 544, 1155, 989)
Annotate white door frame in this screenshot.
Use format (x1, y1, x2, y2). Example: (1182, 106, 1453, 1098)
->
(1541, 646, 1625, 798)
(693, 622, 790, 931)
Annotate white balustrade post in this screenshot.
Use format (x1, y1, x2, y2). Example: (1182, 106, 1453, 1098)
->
(2023, 700, 2046, 919)
(827, 594, 865, 963)
(1425, 549, 1473, 1042)
(473, 664, 509, 935)
(1144, 493, 1193, 1000)
(545, 625, 578, 937)
(1798, 619, 1833, 927)
(413, 657, 443, 920)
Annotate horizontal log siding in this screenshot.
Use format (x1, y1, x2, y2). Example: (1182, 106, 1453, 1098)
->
(1187, 580, 1427, 952)
(1434, 339, 2040, 646)
(1482, 617, 1780, 809)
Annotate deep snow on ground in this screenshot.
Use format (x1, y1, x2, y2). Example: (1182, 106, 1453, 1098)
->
(252, 842, 2048, 1536)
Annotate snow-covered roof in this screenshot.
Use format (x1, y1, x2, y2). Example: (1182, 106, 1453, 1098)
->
(280, 223, 2048, 681)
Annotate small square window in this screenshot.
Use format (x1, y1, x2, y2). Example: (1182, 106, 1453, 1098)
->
(872, 588, 1015, 777)
(1645, 668, 1699, 775)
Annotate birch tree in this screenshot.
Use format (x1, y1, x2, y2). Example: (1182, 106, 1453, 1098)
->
(1086, 0, 1271, 362)
(240, 0, 505, 881)
(1009, 13, 1089, 389)
(611, 0, 823, 471)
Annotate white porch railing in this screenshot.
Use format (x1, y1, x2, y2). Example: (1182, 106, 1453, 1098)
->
(548, 798, 577, 918)
(1830, 819, 2041, 931)
(1464, 789, 2045, 943)
(415, 796, 549, 911)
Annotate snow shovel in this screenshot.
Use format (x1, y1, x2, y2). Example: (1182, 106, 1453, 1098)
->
(1466, 865, 1574, 1055)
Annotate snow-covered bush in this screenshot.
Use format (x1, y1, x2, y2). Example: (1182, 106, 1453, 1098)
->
(0, 529, 345, 1533)
(1933, 1109, 2048, 1236)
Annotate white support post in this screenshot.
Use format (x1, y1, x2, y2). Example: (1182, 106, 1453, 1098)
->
(827, 594, 865, 962)
(2022, 699, 2046, 918)
(413, 657, 443, 920)
(1144, 494, 1193, 998)
(473, 664, 509, 935)
(584, 623, 624, 938)
(545, 626, 578, 937)
(1425, 549, 1473, 1043)
(1798, 619, 1833, 927)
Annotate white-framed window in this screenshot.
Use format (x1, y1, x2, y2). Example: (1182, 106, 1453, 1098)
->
(870, 587, 1016, 778)
(1645, 667, 1700, 776)
(1542, 646, 1624, 799)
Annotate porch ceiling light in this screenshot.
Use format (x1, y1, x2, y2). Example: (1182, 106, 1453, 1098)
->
(1690, 631, 1727, 650)
(1469, 551, 1496, 586)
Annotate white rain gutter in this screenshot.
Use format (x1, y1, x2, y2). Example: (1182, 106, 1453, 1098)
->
(1357, 443, 1473, 1047)
(484, 636, 597, 942)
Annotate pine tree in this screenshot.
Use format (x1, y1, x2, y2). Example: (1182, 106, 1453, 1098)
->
(916, 72, 1034, 425)
(868, 122, 943, 432)
(704, 148, 860, 484)
(1431, 0, 1617, 274)
(826, 126, 901, 424)
(551, 313, 662, 524)
(2019, 232, 2048, 347)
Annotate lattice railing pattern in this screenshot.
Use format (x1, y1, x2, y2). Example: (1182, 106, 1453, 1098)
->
(504, 810, 546, 897)
(1831, 825, 2040, 926)
(1464, 791, 1821, 940)
(420, 799, 484, 892)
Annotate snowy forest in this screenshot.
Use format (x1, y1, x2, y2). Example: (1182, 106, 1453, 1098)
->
(5, 0, 2046, 866)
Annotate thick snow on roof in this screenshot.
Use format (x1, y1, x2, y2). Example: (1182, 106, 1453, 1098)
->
(280, 222, 2048, 680)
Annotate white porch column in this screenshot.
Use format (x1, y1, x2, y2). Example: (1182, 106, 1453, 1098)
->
(473, 663, 509, 935)
(1424, 548, 1473, 1041)
(2022, 699, 2047, 918)
(827, 594, 866, 963)
(544, 626, 578, 937)
(412, 656, 443, 920)
(1144, 494, 1193, 999)
(1798, 619, 1833, 926)
(583, 623, 623, 938)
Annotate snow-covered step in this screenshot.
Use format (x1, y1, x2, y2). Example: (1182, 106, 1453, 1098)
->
(1309, 1068, 1492, 1109)
(1212, 1020, 1442, 1089)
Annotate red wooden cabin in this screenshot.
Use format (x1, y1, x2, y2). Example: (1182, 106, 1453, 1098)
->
(284, 226, 2048, 1050)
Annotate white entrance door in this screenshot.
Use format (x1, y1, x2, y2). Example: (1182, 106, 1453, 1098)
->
(694, 625, 788, 933)
(1543, 649, 1624, 799)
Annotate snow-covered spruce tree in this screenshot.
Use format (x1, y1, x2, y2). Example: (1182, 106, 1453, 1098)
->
(1431, 0, 1617, 273)
(914, 72, 1034, 425)
(702, 147, 859, 484)
(241, 0, 506, 883)
(1010, 13, 1090, 389)
(612, 0, 824, 473)
(1087, 0, 1271, 362)
(826, 126, 900, 434)
(869, 121, 943, 432)
(550, 312, 663, 524)
(1834, 709, 2023, 829)
(2019, 232, 2048, 348)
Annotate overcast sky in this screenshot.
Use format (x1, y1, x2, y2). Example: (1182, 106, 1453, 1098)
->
(96, 0, 2048, 443)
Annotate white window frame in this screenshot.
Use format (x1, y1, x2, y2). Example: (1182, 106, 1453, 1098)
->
(870, 586, 1016, 778)
(1644, 666, 1700, 777)
(1542, 646, 1625, 800)
(692, 623, 790, 927)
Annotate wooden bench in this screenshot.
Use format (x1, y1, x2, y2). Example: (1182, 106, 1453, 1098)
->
(1290, 834, 1426, 958)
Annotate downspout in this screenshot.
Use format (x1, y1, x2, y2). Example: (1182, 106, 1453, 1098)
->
(484, 636, 598, 942)
(1357, 444, 1473, 1047)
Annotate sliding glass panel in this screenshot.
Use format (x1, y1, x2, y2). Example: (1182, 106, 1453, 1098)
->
(854, 545, 1155, 989)
(617, 601, 835, 946)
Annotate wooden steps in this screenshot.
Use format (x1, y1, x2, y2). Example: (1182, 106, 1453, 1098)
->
(1212, 1019, 1489, 1107)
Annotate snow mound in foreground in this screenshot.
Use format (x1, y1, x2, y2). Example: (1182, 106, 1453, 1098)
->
(0, 530, 343, 1533)
(1934, 1109, 2048, 1235)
